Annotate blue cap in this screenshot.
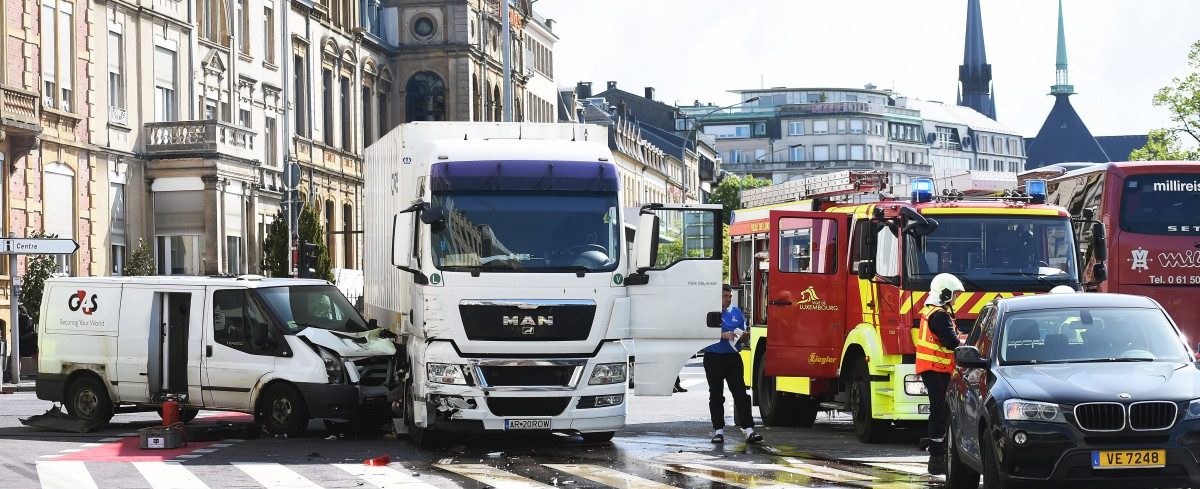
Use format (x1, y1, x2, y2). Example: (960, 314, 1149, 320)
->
(1025, 179, 1047, 204)
(911, 178, 934, 203)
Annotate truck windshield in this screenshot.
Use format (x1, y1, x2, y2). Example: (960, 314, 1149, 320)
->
(1120, 173, 1200, 236)
(430, 191, 621, 273)
(255, 285, 369, 334)
(998, 308, 1189, 364)
(903, 216, 1078, 289)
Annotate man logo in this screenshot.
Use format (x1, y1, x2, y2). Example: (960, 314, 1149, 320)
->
(67, 290, 99, 315)
(502, 316, 554, 327)
(1129, 248, 1151, 272)
(522, 326, 535, 335)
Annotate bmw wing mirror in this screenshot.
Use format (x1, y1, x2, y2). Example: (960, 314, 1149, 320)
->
(954, 346, 989, 369)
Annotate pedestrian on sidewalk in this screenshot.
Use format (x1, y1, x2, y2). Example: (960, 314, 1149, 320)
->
(703, 285, 761, 444)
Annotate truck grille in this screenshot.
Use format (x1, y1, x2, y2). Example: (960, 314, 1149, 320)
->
(1074, 403, 1125, 431)
(460, 301, 595, 341)
(1130, 402, 1178, 431)
(486, 397, 571, 416)
(478, 366, 578, 387)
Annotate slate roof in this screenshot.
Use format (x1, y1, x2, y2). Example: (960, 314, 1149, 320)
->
(592, 88, 683, 135)
(1095, 135, 1150, 162)
(1024, 95, 1110, 169)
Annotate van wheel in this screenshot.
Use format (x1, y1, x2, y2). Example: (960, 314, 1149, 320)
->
(754, 354, 817, 427)
(65, 376, 114, 425)
(258, 384, 309, 437)
(849, 359, 891, 443)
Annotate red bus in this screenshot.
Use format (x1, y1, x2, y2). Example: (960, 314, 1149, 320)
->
(1038, 161, 1200, 338)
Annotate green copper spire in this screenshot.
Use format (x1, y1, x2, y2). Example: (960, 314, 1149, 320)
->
(1051, 0, 1075, 95)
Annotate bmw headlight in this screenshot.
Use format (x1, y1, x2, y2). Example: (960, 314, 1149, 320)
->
(904, 374, 928, 396)
(427, 363, 469, 385)
(589, 363, 627, 385)
(1184, 399, 1200, 420)
(317, 347, 345, 384)
(1003, 399, 1066, 423)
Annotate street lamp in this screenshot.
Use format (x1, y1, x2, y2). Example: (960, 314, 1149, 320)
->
(697, 96, 761, 120)
(756, 143, 805, 162)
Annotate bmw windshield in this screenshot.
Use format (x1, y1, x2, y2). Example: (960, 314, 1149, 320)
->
(903, 216, 1079, 289)
(430, 191, 622, 273)
(998, 307, 1190, 364)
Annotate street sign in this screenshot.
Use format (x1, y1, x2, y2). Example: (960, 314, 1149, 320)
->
(285, 162, 301, 189)
(1, 238, 79, 255)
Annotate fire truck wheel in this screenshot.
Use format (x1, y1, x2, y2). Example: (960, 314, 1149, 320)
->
(849, 359, 892, 443)
(754, 354, 817, 427)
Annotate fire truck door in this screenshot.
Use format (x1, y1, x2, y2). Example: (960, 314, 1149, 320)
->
(765, 211, 849, 378)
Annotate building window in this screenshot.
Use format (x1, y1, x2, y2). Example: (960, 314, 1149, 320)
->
(197, 0, 229, 46)
(729, 150, 744, 164)
(789, 146, 805, 161)
(993, 160, 1004, 172)
(157, 235, 202, 275)
(45, 163, 75, 274)
(293, 53, 308, 137)
(322, 68, 333, 145)
(265, 117, 277, 166)
(343, 204, 354, 268)
(377, 87, 389, 134)
(837, 120, 847, 134)
(850, 120, 864, 134)
(239, 108, 251, 128)
(324, 200, 335, 262)
(154, 46, 177, 121)
(813, 120, 829, 134)
(813, 145, 830, 161)
(237, 0, 249, 55)
(264, 7, 275, 64)
(41, 0, 75, 111)
(226, 236, 242, 273)
(364, 0, 382, 37)
(404, 71, 446, 122)
(361, 86, 374, 145)
(836, 144, 847, 160)
(412, 16, 436, 41)
(110, 181, 126, 275)
(850, 145, 864, 160)
(874, 122, 883, 135)
(340, 75, 352, 152)
(111, 245, 126, 276)
(754, 122, 767, 137)
(107, 29, 126, 115)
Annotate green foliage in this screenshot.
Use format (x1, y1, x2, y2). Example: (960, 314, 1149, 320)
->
(121, 238, 156, 276)
(723, 223, 731, 282)
(298, 203, 334, 282)
(261, 209, 290, 277)
(1135, 39, 1200, 159)
(710, 174, 772, 216)
(18, 232, 60, 323)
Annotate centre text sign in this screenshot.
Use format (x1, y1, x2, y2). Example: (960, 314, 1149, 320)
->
(1, 238, 80, 255)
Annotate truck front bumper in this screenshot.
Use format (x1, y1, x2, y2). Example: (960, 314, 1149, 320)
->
(295, 383, 394, 420)
(872, 363, 930, 421)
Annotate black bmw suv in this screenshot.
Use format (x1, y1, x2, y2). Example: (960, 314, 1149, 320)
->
(944, 293, 1200, 489)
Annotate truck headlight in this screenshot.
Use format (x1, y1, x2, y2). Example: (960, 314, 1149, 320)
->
(904, 374, 927, 395)
(1184, 399, 1200, 420)
(1003, 399, 1066, 423)
(317, 347, 345, 384)
(588, 363, 627, 385)
(427, 363, 469, 385)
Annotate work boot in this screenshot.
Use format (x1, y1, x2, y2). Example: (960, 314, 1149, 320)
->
(927, 456, 947, 475)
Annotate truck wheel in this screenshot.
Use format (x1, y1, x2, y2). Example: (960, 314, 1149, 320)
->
(66, 376, 114, 425)
(754, 354, 810, 426)
(258, 383, 309, 437)
(849, 359, 891, 443)
(580, 431, 616, 443)
(402, 384, 440, 447)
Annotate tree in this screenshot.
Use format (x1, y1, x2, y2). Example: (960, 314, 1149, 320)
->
(298, 203, 334, 282)
(261, 209, 290, 277)
(18, 232, 60, 323)
(121, 238, 156, 276)
(1133, 39, 1200, 160)
(709, 174, 772, 217)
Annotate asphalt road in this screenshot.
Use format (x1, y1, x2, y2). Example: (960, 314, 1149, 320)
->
(0, 359, 942, 488)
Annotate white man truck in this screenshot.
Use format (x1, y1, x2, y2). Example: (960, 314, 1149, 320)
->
(364, 122, 723, 444)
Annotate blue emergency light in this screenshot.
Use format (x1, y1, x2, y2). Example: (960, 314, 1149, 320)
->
(1025, 179, 1047, 204)
(911, 178, 935, 203)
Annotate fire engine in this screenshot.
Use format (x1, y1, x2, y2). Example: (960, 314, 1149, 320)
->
(729, 171, 1105, 442)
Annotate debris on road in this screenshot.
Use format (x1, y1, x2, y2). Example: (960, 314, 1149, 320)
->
(19, 405, 100, 433)
(364, 455, 391, 466)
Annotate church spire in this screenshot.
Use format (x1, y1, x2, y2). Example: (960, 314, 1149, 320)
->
(1051, 0, 1075, 95)
(958, 0, 997, 120)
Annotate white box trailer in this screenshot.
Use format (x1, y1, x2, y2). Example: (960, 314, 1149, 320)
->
(363, 122, 724, 444)
(36, 276, 396, 436)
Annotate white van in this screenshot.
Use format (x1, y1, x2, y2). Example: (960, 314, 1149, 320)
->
(35, 276, 398, 436)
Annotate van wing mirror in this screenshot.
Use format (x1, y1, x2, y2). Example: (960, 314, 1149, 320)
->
(634, 213, 660, 271)
(392, 213, 428, 285)
(954, 346, 989, 369)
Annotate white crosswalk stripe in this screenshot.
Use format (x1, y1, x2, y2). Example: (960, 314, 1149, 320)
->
(435, 463, 555, 489)
(334, 464, 441, 489)
(36, 461, 98, 489)
(234, 463, 323, 489)
(134, 461, 212, 489)
(544, 463, 675, 489)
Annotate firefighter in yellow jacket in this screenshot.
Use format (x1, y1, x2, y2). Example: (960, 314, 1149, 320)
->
(916, 273, 966, 475)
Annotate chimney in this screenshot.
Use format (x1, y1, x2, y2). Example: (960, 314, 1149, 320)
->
(545, 19, 554, 31)
(618, 101, 628, 119)
(607, 81, 618, 91)
(644, 87, 655, 101)
(693, 99, 701, 107)
(576, 81, 592, 100)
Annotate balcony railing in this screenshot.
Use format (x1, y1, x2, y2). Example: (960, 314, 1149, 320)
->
(145, 120, 257, 161)
(1, 85, 41, 132)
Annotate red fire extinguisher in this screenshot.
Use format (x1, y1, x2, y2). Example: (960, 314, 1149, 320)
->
(162, 399, 180, 426)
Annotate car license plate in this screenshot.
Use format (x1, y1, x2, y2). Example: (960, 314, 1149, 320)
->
(1091, 449, 1166, 469)
(505, 419, 551, 430)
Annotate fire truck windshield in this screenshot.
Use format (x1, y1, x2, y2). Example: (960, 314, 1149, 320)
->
(902, 216, 1079, 289)
(429, 191, 622, 273)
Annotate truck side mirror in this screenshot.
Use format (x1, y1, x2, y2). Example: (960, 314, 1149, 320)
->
(1091, 222, 1107, 262)
(634, 213, 660, 271)
(857, 261, 875, 280)
(420, 206, 445, 225)
(368, 318, 378, 330)
(1092, 262, 1108, 283)
(392, 213, 428, 285)
(954, 346, 989, 369)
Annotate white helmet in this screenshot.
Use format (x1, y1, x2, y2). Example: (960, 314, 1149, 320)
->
(1050, 285, 1076, 294)
(926, 273, 965, 306)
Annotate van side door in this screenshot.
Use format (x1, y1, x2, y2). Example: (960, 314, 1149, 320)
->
(203, 288, 285, 410)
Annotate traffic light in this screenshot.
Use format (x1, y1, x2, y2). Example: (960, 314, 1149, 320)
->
(298, 241, 319, 278)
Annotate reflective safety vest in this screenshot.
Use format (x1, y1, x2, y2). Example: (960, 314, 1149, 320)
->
(915, 305, 956, 374)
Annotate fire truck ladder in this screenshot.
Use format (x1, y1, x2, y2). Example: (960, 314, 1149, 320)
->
(739, 171, 889, 208)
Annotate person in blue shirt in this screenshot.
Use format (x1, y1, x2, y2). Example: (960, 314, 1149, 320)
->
(702, 285, 762, 444)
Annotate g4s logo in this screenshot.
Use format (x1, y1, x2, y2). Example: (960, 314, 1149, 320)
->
(67, 290, 99, 315)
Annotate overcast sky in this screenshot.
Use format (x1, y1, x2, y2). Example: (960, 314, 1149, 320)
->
(535, 0, 1200, 138)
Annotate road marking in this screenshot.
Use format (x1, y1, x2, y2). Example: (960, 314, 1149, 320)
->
(656, 463, 807, 488)
(545, 464, 676, 489)
(36, 461, 97, 489)
(57, 449, 85, 453)
(134, 462, 211, 489)
(335, 464, 440, 489)
(680, 378, 707, 389)
(436, 463, 555, 488)
(234, 463, 323, 489)
(98, 438, 122, 442)
(209, 443, 234, 448)
(191, 448, 218, 453)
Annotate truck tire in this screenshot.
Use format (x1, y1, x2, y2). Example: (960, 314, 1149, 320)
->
(402, 382, 440, 447)
(849, 359, 891, 443)
(754, 355, 817, 427)
(258, 383, 310, 437)
(65, 376, 114, 425)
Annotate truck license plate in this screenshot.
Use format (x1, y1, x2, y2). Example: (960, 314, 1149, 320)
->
(505, 419, 551, 430)
(1091, 450, 1166, 469)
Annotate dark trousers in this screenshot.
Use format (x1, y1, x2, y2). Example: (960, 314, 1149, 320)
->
(920, 371, 951, 456)
(703, 353, 753, 430)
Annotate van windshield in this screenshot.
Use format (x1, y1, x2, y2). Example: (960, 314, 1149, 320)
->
(255, 285, 368, 334)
